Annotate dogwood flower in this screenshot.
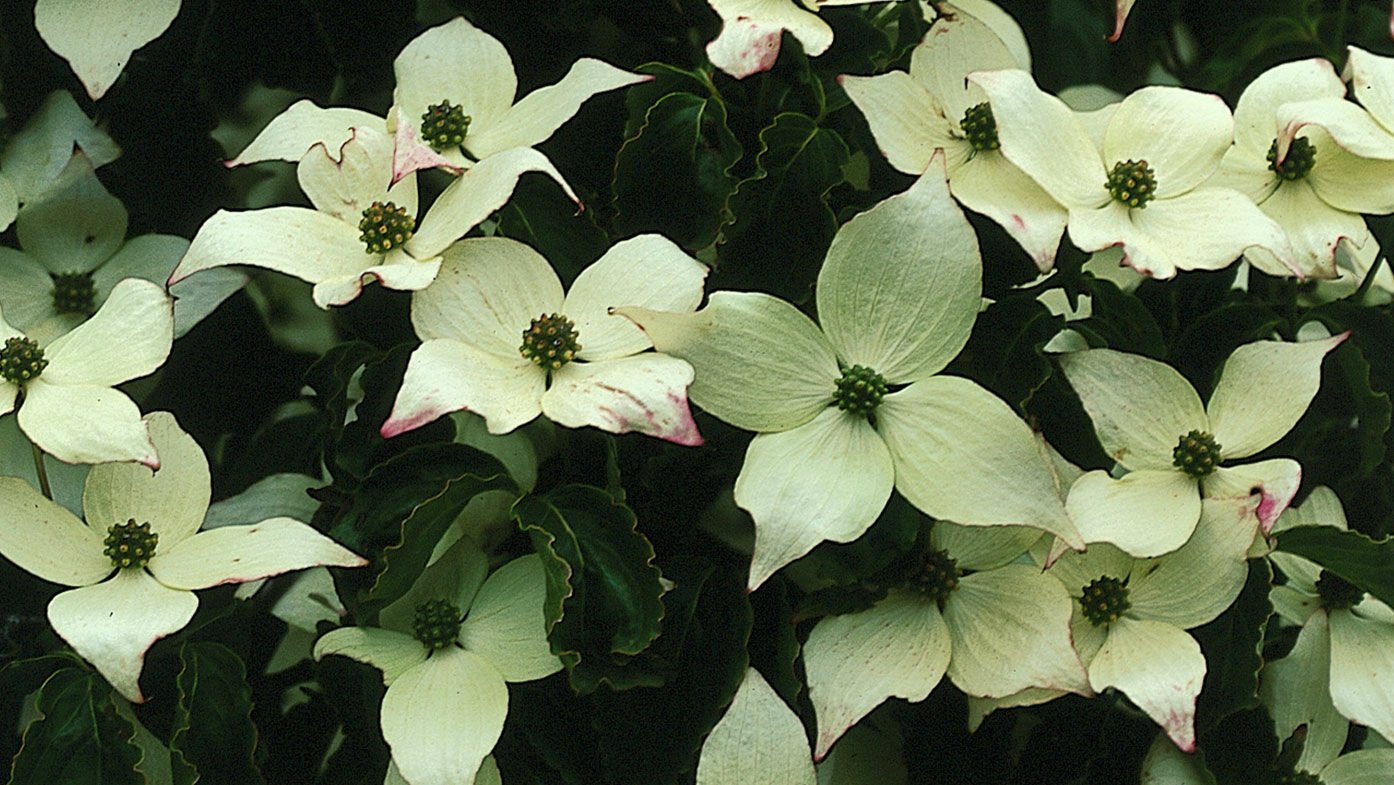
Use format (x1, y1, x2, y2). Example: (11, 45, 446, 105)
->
(0, 412, 366, 702)
(381, 234, 707, 445)
(620, 162, 1083, 590)
(1058, 334, 1344, 557)
(1142, 722, 1394, 785)
(1, 277, 172, 467)
(1214, 58, 1394, 279)
(971, 70, 1295, 279)
(34, 0, 180, 99)
(0, 90, 122, 231)
(1268, 487, 1394, 745)
(1047, 495, 1260, 751)
(802, 521, 1089, 758)
(170, 125, 441, 308)
(315, 537, 560, 785)
(841, 10, 1067, 269)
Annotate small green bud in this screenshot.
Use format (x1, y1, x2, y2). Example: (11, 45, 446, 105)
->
(1079, 575, 1130, 626)
(1315, 570, 1364, 611)
(910, 548, 962, 607)
(960, 103, 1000, 152)
(358, 201, 416, 255)
(1267, 136, 1316, 181)
(1105, 159, 1157, 208)
(1172, 430, 1221, 478)
(420, 101, 472, 152)
(832, 365, 888, 416)
(0, 336, 47, 384)
(412, 598, 463, 650)
(51, 271, 96, 316)
(520, 313, 581, 370)
(104, 519, 158, 569)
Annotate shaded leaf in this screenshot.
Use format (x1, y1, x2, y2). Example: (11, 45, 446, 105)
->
(1274, 525, 1394, 609)
(170, 641, 264, 785)
(8, 668, 142, 785)
(1072, 276, 1167, 358)
(1193, 559, 1274, 734)
(955, 295, 1064, 415)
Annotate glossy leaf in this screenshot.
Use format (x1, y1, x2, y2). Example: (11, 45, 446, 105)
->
(1275, 525, 1394, 609)
(8, 667, 142, 785)
(170, 641, 264, 785)
(1193, 559, 1274, 734)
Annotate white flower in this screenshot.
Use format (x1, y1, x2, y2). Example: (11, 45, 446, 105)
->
(971, 69, 1296, 279)
(381, 234, 707, 446)
(1, 277, 173, 467)
(34, 0, 181, 100)
(620, 162, 1083, 590)
(1058, 334, 1344, 557)
(0, 412, 366, 702)
(315, 537, 561, 785)
(704, 0, 899, 79)
(0, 90, 122, 231)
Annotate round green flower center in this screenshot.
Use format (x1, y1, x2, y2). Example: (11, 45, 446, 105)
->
(520, 313, 581, 370)
(1315, 570, 1364, 611)
(412, 598, 463, 650)
(1274, 771, 1324, 785)
(1105, 159, 1157, 208)
(910, 548, 961, 607)
(358, 201, 415, 255)
(51, 271, 96, 316)
(1172, 430, 1222, 478)
(960, 102, 1000, 152)
(420, 100, 471, 152)
(0, 336, 47, 384)
(832, 365, 888, 416)
(1079, 576, 1130, 626)
(104, 519, 158, 569)
(1267, 136, 1316, 181)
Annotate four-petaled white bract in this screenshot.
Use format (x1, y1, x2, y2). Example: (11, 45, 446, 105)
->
(314, 536, 561, 785)
(0, 412, 366, 703)
(382, 234, 708, 446)
(34, 0, 181, 100)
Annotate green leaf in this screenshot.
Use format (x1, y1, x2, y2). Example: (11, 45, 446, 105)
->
(612, 92, 742, 250)
(1196, 705, 1278, 785)
(1193, 559, 1274, 734)
(621, 63, 720, 139)
(0, 654, 84, 766)
(8, 668, 142, 785)
(514, 484, 667, 693)
(1274, 525, 1394, 608)
(954, 295, 1065, 415)
(169, 641, 264, 785)
(1072, 276, 1167, 358)
(715, 113, 849, 302)
(496, 176, 611, 287)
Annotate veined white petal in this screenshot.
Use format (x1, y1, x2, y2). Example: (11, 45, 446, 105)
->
(381, 647, 508, 785)
(1278, 97, 1394, 162)
(1065, 469, 1200, 557)
(1089, 617, 1205, 752)
(840, 71, 951, 176)
(311, 254, 441, 309)
(16, 160, 127, 274)
(542, 354, 702, 445)
(314, 626, 428, 686)
(469, 59, 647, 158)
(1260, 612, 1348, 773)
(735, 409, 894, 590)
(43, 278, 172, 386)
(382, 339, 544, 438)
(1306, 127, 1394, 214)
(1231, 59, 1344, 158)
(1207, 335, 1345, 459)
(706, 0, 831, 79)
(1102, 86, 1233, 199)
(1321, 749, 1394, 782)
(1328, 603, 1394, 743)
(0, 475, 110, 586)
(169, 207, 371, 287)
(1128, 496, 1258, 629)
(1207, 456, 1300, 538)
(227, 100, 384, 166)
(458, 555, 562, 683)
(19, 381, 157, 468)
(410, 236, 563, 353)
(0, 248, 59, 332)
(83, 411, 208, 549)
(33, 0, 180, 100)
(379, 536, 489, 638)
(150, 517, 364, 590)
(0, 91, 120, 201)
(696, 668, 816, 785)
(909, 11, 1017, 121)
(1249, 180, 1363, 279)
(950, 150, 1068, 271)
(297, 127, 410, 223)
(47, 569, 198, 703)
(1348, 45, 1394, 135)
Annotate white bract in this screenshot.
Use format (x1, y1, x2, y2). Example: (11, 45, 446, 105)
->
(841, 11, 1067, 269)
(1267, 487, 1394, 746)
(1058, 334, 1344, 557)
(0, 278, 173, 467)
(802, 521, 1089, 759)
(620, 162, 1083, 590)
(0, 90, 123, 232)
(702, 0, 887, 79)
(972, 70, 1296, 279)
(1047, 496, 1260, 752)
(382, 235, 706, 445)
(34, 0, 181, 99)
(170, 125, 440, 308)
(0, 412, 366, 702)
(314, 537, 561, 785)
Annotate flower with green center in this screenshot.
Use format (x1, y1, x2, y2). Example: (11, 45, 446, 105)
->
(1213, 56, 1394, 280)
(357, 200, 416, 254)
(315, 536, 560, 785)
(1058, 334, 1344, 558)
(801, 521, 1088, 758)
(420, 101, 471, 152)
(1044, 496, 1260, 752)
(50, 271, 96, 316)
(0, 412, 366, 703)
(381, 234, 707, 446)
(841, 12, 1068, 271)
(1, 278, 175, 467)
(1265, 487, 1394, 749)
(619, 164, 1083, 590)
(971, 70, 1295, 279)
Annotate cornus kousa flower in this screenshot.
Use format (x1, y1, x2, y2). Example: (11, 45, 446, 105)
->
(704, 0, 897, 79)
(169, 125, 440, 308)
(315, 537, 561, 785)
(971, 70, 1296, 279)
(34, 0, 180, 99)
(1267, 488, 1394, 745)
(381, 235, 707, 445)
(1058, 334, 1345, 557)
(0, 90, 122, 232)
(0, 412, 366, 703)
(841, 10, 1067, 270)
(1, 278, 172, 467)
(620, 162, 1083, 591)
(802, 521, 1089, 759)
(1046, 496, 1260, 752)
(1215, 58, 1394, 279)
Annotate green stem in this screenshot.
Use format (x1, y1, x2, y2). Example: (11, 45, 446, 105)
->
(1352, 251, 1387, 304)
(31, 441, 52, 501)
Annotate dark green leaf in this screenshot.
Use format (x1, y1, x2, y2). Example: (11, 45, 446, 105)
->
(0, 654, 84, 766)
(1193, 559, 1274, 733)
(1072, 276, 1167, 358)
(515, 484, 667, 693)
(715, 113, 849, 301)
(1274, 525, 1394, 609)
(621, 63, 720, 139)
(955, 295, 1064, 415)
(1196, 705, 1277, 785)
(169, 641, 264, 785)
(496, 176, 611, 287)
(613, 92, 742, 250)
(8, 668, 142, 785)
